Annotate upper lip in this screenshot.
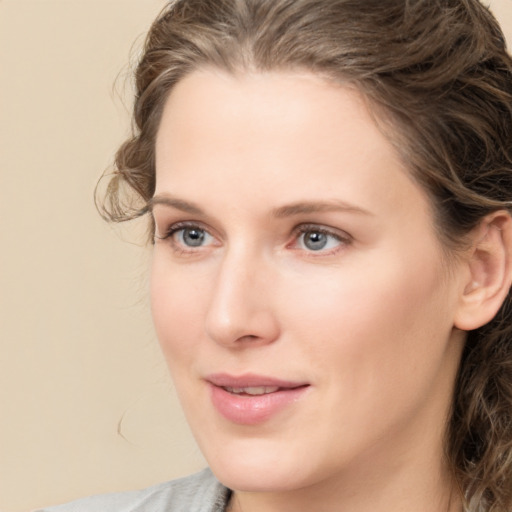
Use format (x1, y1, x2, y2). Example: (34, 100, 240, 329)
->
(205, 373, 309, 389)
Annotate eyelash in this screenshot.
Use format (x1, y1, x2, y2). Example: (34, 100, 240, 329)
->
(155, 221, 351, 256)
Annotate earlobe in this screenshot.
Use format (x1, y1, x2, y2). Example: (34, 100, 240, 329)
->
(454, 210, 512, 332)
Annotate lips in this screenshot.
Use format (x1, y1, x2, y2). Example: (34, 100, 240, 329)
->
(206, 373, 310, 425)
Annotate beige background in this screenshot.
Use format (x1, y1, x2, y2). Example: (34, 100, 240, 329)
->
(1, 1, 511, 511)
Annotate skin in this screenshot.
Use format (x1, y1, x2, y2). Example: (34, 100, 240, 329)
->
(150, 69, 469, 512)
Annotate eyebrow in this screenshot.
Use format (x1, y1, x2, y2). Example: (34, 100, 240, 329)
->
(148, 194, 372, 218)
(272, 200, 373, 218)
(148, 195, 205, 215)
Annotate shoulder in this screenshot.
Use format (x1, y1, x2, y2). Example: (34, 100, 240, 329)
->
(35, 468, 231, 512)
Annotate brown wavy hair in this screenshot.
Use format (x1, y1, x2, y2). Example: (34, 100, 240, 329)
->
(98, 0, 512, 509)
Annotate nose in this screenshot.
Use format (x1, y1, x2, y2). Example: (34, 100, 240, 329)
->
(204, 249, 280, 348)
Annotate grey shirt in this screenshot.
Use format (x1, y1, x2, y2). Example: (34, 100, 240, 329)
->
(35, 469, 231, 512)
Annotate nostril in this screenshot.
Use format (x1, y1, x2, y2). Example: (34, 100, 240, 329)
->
(238, 334, 259, 342)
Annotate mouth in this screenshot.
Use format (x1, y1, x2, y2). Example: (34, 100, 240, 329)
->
(205, 373, 311, 425)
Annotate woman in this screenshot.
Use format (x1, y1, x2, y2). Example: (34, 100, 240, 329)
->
(39, 0, 512, 511)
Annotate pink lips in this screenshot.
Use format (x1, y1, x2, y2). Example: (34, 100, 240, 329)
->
(206, 373, 310, 425)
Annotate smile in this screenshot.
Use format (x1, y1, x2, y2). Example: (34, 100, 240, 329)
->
(206, 374, 310, 425)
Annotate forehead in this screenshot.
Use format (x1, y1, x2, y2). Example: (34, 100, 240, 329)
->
(154, 69, 432, 228)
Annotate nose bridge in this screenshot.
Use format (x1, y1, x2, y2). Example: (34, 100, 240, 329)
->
(205, 242, 279, 346)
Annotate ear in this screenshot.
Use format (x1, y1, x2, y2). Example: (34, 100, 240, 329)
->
(454, 210, 512, 331)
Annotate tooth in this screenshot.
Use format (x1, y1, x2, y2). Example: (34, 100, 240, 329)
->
(225, 386, 280, 395)
(245, 386, 279, 395)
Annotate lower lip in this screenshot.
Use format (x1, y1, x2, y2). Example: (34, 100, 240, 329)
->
(208, 384, 309, 425)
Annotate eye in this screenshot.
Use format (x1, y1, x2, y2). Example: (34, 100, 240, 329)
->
(155, 222, 216, 250)
(176, 226, 211, 247)
(293, 225, 350, 253)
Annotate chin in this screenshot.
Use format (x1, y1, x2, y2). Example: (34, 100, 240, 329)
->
(203, 439, 319, 492)
(213, 464, 310, 493)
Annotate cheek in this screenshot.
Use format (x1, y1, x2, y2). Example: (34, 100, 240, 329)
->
(285, 255, 457, 448)
(150, 256, 210, 363)
(283, 248, 455, 387)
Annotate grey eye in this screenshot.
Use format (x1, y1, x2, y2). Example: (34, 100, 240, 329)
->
(295, 227, 346, 253)
(179, 227, 207, 247)
(302, 231, 329, 251)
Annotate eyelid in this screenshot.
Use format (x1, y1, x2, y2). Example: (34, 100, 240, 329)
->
(155, 220, 208, 240)
(294, 223, 352, 239)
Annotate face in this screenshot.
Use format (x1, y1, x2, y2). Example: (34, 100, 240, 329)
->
(151, 70, 466, 494)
